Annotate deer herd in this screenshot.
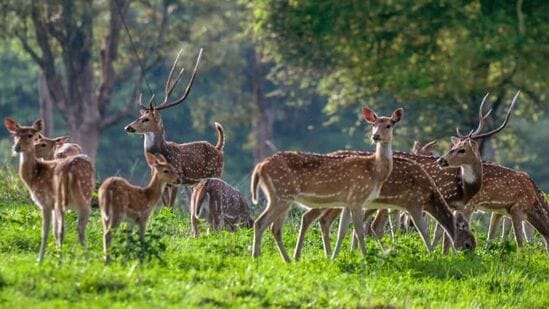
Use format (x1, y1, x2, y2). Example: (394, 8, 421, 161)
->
(3, 50, 548, 263)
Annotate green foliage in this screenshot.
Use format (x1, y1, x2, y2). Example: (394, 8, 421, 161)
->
(0, 165, 30, 205)
(0, 202, 548, 307)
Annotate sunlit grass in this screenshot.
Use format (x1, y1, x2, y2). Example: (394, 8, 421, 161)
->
(0, 201, 547, 308)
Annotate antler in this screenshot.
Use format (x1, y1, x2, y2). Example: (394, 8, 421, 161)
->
(155, 48, 203, 111)
(470, 90, 520, 139)
(455, 92, 491, 138)
(138, 93, 156, 110)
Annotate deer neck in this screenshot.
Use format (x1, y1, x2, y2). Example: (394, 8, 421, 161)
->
(144, 172, 168, 208)
(374, 142, 393, 181)
(460, 161, 482, 203)
(144, 130, 167, 154)
(19, 151, 40, 184)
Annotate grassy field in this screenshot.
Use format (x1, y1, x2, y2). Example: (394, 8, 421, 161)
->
(0, 198, 548, 308)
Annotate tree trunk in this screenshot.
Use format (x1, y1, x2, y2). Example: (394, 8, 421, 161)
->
(250, 47, 275, 162)
(38, 71, 54, 136)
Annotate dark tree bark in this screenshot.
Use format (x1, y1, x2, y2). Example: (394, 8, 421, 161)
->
(38, 71, 54, 136)
(249, 47, 275, 162)
(14, 0, 167, 161)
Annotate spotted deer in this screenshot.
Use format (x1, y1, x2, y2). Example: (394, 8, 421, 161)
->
(34, 134, 82, 160)
(191, 178, 253, 237)
(250, 107, 403, 262)
(413, 140, 536, 248)
(99, 153, 179, 261)
(124, 49, 224, 209)
(293, 154, 476, 260)
(4, 118, 95, 262)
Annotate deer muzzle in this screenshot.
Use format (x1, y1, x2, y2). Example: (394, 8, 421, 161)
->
(124, 125, 136, 133)
(437, 157, 449, 167)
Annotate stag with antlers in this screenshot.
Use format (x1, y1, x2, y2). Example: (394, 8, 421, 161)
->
(124, 49, 225, 210)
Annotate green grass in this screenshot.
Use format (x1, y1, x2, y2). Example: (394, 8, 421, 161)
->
(0, 201, 548, 308)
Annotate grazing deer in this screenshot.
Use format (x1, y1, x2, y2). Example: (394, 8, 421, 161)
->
(190, 178, 253, 237)
(293, 155, 476, 260)
(4, 118, 94, 262)
(251, 107, 403, 262)
(99, 153, 178, 261)
(124, 49, 224, 209)
(34, 134, 82, 160)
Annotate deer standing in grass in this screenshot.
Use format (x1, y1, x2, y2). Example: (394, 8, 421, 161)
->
(251, 107, 403, 262)
(99, 153, 178, 261)
(191, 178, 253, 237)
(293, 148, 476, 260)
(34, 135, 82, 160)
(4, 118, 94, 262)
(124, 49, 224, 210)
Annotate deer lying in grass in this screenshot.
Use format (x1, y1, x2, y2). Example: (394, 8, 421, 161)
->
(5, 118, 94, 262)
(124, 49, 224, 209)
(293, 148, 476, 260)
(190, 178, 253, 237)
(251, 107, 403, 262)
(34, 134, 82, 160)
(99, 153, 178, 261)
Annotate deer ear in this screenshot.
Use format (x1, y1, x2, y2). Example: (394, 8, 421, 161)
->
(391, 108, 404, 123)
(412, 141, 421, 154)
(4, 118, 19, 134)
(55, 136, 70, 145)
(145, 152, 157, 166)
(155, 154, 168, 165)
(422, 140, 438, 154)
(450, 136, 461, 145)
(32, 119, 44, 132)
(362, 107, 378, 124)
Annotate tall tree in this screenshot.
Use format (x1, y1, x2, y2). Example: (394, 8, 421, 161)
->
(0, 0, 183, 160)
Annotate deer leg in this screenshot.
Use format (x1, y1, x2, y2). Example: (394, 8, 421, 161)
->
(509, 207, 525, 248)
(431, 223, 444, 249)
(169, 186, 179, 208)
(331, 208, 352, 259)
(501, 217, 512, 242)
(161, 187, 170, 208)
(294, 208, 324, 260)
(270, 209, 291, 263)
(252, 200, 290, 259)
(409, 209, 432, 252)
(54, 207, 64, 248)
(371, 209, 389, 239)
(319, 210, 339, 257)
(191, 199, 200, 238)
(350, 207, 367, 256)
(488, 212, 503, 242)
(103, 228, 112, 262)
(523, 221, 534, 243)
(77, 207, 90, 247)
(38, 207, 52, 262)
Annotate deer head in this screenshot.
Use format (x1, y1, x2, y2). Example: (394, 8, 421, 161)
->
(412, 140, 438, 156)
(453, 212, 476, 250)
(34, 134, 70, 159)
(437, 91, 519, 169)
(145, 152, 178, 184)
(363, 107, 404, 144)
(5, 118, 43, 153)
(125, 49, 203, 134)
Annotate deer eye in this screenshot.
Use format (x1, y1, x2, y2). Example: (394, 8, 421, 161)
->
(163, 170, 169, 173)
(41, 144, 47, 148)
(28, 134, 33, 138)
(142, 118, 149, 123)
(386, 124, 391, 128)
(458, 149, 465, 154)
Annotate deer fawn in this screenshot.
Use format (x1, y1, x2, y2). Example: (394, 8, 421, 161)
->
(191, 178, 253, 237)
(293, 156, 476, 260)
(251, 107, 402, 262)
(124, 49, 224, 209)
(5, 118, 94, 262)
(34, 134, 82, 160)
(99, 153, 178, 261)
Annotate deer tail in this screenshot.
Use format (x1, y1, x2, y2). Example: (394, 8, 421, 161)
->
(192, 180, 207, 220)
(251, 163, 263, 205)
(214, 122, 225, 151)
